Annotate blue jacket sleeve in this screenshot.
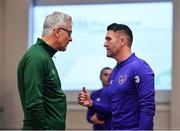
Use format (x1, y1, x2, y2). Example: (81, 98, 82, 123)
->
(90, 101, 111, 116)
(135, 62, 156, 130)
(87, 108, 95, 123)
(86, 92, 97, 123)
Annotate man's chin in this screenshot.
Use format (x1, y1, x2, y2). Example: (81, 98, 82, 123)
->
(62, 49, 66, 52)
(58, 48, 66, 52)
(106, 54, 111, 58)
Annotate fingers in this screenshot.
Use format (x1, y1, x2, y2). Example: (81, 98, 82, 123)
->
(78, 87, 90, 106)
(78, 90, 87, 99)
(83, 86, 87, 93)
(77, 93, 86, 104)
(91, 114, 105, 124)
(78, 89, 87, 105)
(78, 87, 93, 108)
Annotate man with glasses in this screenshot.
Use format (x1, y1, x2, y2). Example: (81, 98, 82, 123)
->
(86, 67, 112, 130)
(17, 11, 72, 130)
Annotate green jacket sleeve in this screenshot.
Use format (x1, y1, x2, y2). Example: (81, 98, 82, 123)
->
(24, 55, 49, 129)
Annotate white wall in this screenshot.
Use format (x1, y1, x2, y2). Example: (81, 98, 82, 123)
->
(0, 0, 179, 129)
(1, 0, 28, 128)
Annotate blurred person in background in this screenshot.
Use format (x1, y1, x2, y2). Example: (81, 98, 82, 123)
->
(86, 67, 112, 130)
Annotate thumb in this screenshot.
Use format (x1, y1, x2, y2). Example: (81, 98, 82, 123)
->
(83, 87, 87, 93)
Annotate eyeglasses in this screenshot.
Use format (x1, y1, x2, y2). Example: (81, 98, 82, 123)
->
(59, 27, 72, 37)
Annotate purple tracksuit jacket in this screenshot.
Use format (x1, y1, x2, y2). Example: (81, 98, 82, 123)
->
(90, 53, 155, 130)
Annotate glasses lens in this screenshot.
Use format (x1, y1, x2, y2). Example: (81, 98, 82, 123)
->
(60, 27, 72, 37)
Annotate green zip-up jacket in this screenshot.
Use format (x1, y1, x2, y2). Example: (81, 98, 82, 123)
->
(17, 38, 66, 130)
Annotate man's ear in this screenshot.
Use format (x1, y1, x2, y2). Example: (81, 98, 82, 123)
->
(53, 27, 60, 37)
(120, 35, 127, 46)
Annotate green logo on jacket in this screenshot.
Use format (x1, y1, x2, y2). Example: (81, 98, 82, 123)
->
(52, 69, 55, 75)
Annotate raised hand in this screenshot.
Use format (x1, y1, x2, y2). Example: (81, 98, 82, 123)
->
(78, 87, 93, 107)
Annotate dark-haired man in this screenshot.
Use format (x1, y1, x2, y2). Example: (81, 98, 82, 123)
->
(78, 23, 155, 130)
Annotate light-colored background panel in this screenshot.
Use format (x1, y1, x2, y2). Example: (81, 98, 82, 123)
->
(66, 104, 92, 129)
(154, 104, 170, 129)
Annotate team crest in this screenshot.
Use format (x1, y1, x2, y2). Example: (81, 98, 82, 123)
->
(119, 74, 127, 85)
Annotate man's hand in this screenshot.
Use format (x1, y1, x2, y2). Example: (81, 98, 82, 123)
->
(78, 87, 92, 107)
(90, 113, 105, 125)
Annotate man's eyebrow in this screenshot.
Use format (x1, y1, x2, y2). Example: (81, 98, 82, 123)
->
(105, 36, 111, 40)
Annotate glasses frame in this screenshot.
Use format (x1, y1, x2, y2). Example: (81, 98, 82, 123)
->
(59, 27, 72, 37)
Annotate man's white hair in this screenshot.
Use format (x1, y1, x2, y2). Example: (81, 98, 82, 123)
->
(42, 11, 72, 36)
